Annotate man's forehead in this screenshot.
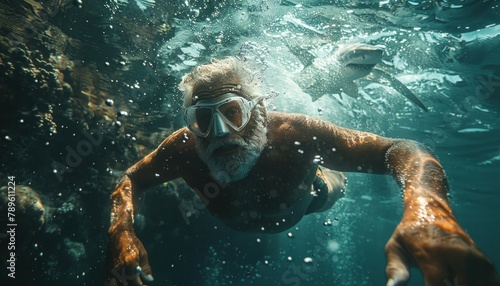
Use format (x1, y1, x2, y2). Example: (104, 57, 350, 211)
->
(192, 83, 245, 104)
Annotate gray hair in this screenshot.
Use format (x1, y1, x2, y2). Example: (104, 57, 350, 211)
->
(179, 57, 263, 107)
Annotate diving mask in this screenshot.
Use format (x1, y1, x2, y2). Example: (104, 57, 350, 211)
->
(184, 93, 263, 138)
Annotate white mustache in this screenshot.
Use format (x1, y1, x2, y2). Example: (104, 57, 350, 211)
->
(196, 106, 268, 183)
(204, 137, 247, 156)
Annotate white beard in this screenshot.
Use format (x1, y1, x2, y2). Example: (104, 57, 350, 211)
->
(195, 108, 267, 184)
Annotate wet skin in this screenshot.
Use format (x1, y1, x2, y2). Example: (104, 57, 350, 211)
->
(105, 112, 500, 286)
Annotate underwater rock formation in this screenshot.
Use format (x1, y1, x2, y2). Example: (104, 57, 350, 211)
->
(0, 1, 181, 284)
(0, 41, 71, 134)
(0, 185, 45, 249)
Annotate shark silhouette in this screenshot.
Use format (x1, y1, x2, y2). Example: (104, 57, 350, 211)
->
(293, 43, 428, 112)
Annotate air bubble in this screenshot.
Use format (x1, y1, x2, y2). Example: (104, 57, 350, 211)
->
(191, 9, 200, 17)
(313, 155, 323, 164)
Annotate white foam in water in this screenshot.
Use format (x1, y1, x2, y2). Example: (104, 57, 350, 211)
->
(327, 240, 340, 252)
(397, 72, 463, 85)
(457, 128, 491, 133)
(360, 195, 373, 201)
(479, 154, 500, 165)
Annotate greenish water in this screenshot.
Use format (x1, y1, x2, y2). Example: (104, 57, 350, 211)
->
(0, 0, 499, 285)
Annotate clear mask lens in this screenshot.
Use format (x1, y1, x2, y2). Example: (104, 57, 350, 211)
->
(184, 94, 259, 137)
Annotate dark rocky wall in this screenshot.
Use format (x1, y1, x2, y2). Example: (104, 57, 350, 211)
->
(0, 1, 185, 284)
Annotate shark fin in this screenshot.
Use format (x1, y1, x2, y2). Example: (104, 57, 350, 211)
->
(371, 68, 428, 112)
(340, 82, 359, 99)
(284, 37, 317, 67)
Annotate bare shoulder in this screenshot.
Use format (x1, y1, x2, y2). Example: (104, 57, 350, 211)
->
(265, 112, 397, 173)
(267, 111, 389, 146)
(156, 127, 193, 147)
(267, 111, 322, 126)
(267, 112, 343, 141)
(268, 112, 327, 132)
(126, 127, 203, 185)
(154, 127, 200, 165)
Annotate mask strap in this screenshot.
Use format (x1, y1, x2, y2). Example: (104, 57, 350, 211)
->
(192, 84, 244, 104)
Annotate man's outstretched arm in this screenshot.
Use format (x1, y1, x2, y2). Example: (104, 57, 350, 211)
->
(105, 129, 190, 286)
(106, 173, 155, 286)
(285, 114, 500, 286)
(383, 140, 500, 286)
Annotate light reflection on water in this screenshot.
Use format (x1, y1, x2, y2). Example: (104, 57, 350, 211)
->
(4, 0, 496, 284)
(149, 1, 500, 285)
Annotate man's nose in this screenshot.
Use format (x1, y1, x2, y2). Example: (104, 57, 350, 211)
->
(212, 113, 230, 137)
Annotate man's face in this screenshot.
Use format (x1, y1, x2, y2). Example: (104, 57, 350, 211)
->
(186, 94, 268, 183)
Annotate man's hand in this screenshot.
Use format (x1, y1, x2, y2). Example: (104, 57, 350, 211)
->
(105, 230, 154, 286)
(385, 218, 500, 286)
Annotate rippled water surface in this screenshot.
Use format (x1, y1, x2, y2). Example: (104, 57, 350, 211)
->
(0, 0, 499, 285)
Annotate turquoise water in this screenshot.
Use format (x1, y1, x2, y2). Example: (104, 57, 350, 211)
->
(0, 0, 499, 285)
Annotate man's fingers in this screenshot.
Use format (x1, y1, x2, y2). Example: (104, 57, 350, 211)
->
(139, 247, 154, 283)
(117, 264, 144, 286)
(385, 239, 410, 286)
(386, 261, 409, 286)
(139, 264, 154, 283)
(141, 272, 154, 283)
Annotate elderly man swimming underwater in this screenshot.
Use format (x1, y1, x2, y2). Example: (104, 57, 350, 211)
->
(105, 57, 500, 286)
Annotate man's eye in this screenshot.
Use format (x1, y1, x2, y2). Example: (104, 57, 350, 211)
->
(225, 107, 240, 118)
